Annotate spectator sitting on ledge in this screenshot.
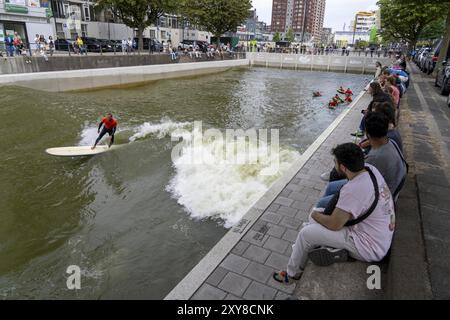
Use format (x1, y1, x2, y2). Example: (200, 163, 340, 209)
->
(273, 142, 395, 284)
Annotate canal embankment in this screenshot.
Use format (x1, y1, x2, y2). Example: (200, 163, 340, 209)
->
(0, 59, 249, 91)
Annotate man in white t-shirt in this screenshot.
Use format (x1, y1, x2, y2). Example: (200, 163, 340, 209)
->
(273, 142, 395, 284)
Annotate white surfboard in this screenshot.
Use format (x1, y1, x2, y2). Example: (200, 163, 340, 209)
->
(45, 145, 122, 157)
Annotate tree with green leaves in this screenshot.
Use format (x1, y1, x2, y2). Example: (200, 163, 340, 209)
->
(286, 28, 295, 42)
(95, 0, 179, 52)
(181, 0, 251, 46)
(395, 0, 450, 75)
(273, 32, 281, 42)
(377, 0, 448, 49)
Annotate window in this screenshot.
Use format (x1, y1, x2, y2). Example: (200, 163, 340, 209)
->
(82, 4, 90, 21)
(81, 24, 87, 37)
(150, 30, 156, 38)
(56, 23, 65, 40)
(161, 30, 166, 39)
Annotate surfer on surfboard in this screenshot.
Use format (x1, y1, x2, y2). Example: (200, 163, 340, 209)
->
(92, 113, 118, 150)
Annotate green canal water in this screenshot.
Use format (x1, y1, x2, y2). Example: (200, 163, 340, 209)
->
(0, 67, 368, 298)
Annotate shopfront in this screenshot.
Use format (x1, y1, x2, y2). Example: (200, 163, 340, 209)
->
(0, 0, 53, 49)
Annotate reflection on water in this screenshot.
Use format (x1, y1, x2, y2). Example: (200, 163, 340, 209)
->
(0, 67, 367, 298)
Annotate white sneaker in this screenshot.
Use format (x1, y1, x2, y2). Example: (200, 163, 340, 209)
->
(320, 172, 330, 181)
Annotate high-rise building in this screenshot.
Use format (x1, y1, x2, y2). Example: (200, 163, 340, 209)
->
(271, 0, 326, 42)
(353, 11, 377, 33)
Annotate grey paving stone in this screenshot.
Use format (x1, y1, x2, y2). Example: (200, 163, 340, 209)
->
(295, 210, 310, 221)
(242, 230, 269, 247)
(280, 188, 292, 198)
(285, 244, 293, 257)
(219, 254, 250, 274)
(266, 223, 286, 238)
(243, 261, 274, 283)
(224, 294, 243, 300)
(231, 241, 250, 256)
(277, 205, 297, 217)
(267, 203, 281, 212)
(285, 183, 302, 192)
(265, 252, 290, 270)
(288, 191, 307, 201)
(243, 245, 271, 263)
(266, 276, 296, 294)
(282, 228, 299, 242)
(263, 236, 290, 254)
(275, 291, 292, 300)
(206, 267, 229, 287)
(291, 200, 313, 211)
(279, 216, 303, 230)
(274, 196, 294, 207)
(192, 283, 227, 300)
(218, 272, 252, 297)
(251, 220, 269, 233)
(260, 211, 282, 224)
(243, 281, 277, 300)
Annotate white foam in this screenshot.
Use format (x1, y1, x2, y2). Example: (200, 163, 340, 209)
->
(167, 128, 300, 228)
(129, 118, 191, 141)
(78, 124, 99, 146)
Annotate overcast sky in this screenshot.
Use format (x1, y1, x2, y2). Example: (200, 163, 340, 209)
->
(252, 0, 379, 32)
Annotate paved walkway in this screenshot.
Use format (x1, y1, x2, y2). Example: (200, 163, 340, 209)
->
(187, 92, 373, 300)
(395, 64, 450, 299)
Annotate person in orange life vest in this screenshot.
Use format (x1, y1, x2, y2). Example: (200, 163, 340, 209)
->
(337, 86, 345, 93)
(333, 94, 344, 104)
(328, 100, 338, 109)
(345, 95, 353, 103)
(345, 88, 353, 95)
(92, 113, 118, 149)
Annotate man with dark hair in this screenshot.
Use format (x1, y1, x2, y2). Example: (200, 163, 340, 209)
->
(92, 113, 118, 150)
(369, 103, 403, 152)
(321, 112, 406, 198)
(363, 112, 407, 197)
(273, 143, 395, 284)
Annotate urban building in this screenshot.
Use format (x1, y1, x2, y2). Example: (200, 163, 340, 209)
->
(321, 27, 333, 45)
(234, 9, 271, 42)
(0, 0, 53, 47)
(334, 30, 369, 48)
(271, 0, 326, 42)
(352, 11, 377, 33)
(0, 0, 212, 49)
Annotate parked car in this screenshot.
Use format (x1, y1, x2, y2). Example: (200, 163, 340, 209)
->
(435, 61, 450, 95)
(418, 48, 431, 69)
(414, 47, 429, 65)
(424, 40, 450, 75)
(81, 37, 102, 52)
(54, 38, 73, 51)
(98, 39, 115, 52)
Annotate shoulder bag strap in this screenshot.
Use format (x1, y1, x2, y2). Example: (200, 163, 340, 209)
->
(345, 166, 379, 227)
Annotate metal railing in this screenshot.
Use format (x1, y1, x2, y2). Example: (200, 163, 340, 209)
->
(0, 41, 244, 62)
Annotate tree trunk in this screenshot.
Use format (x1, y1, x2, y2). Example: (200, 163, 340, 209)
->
(216, 34, 220, 48)
(434, 9, 450, 76)
(138, 26, 144, 53)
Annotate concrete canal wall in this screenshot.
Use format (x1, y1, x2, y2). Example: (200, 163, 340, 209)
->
(0, 59, 249, 92)
(247, 52, 391, 74)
